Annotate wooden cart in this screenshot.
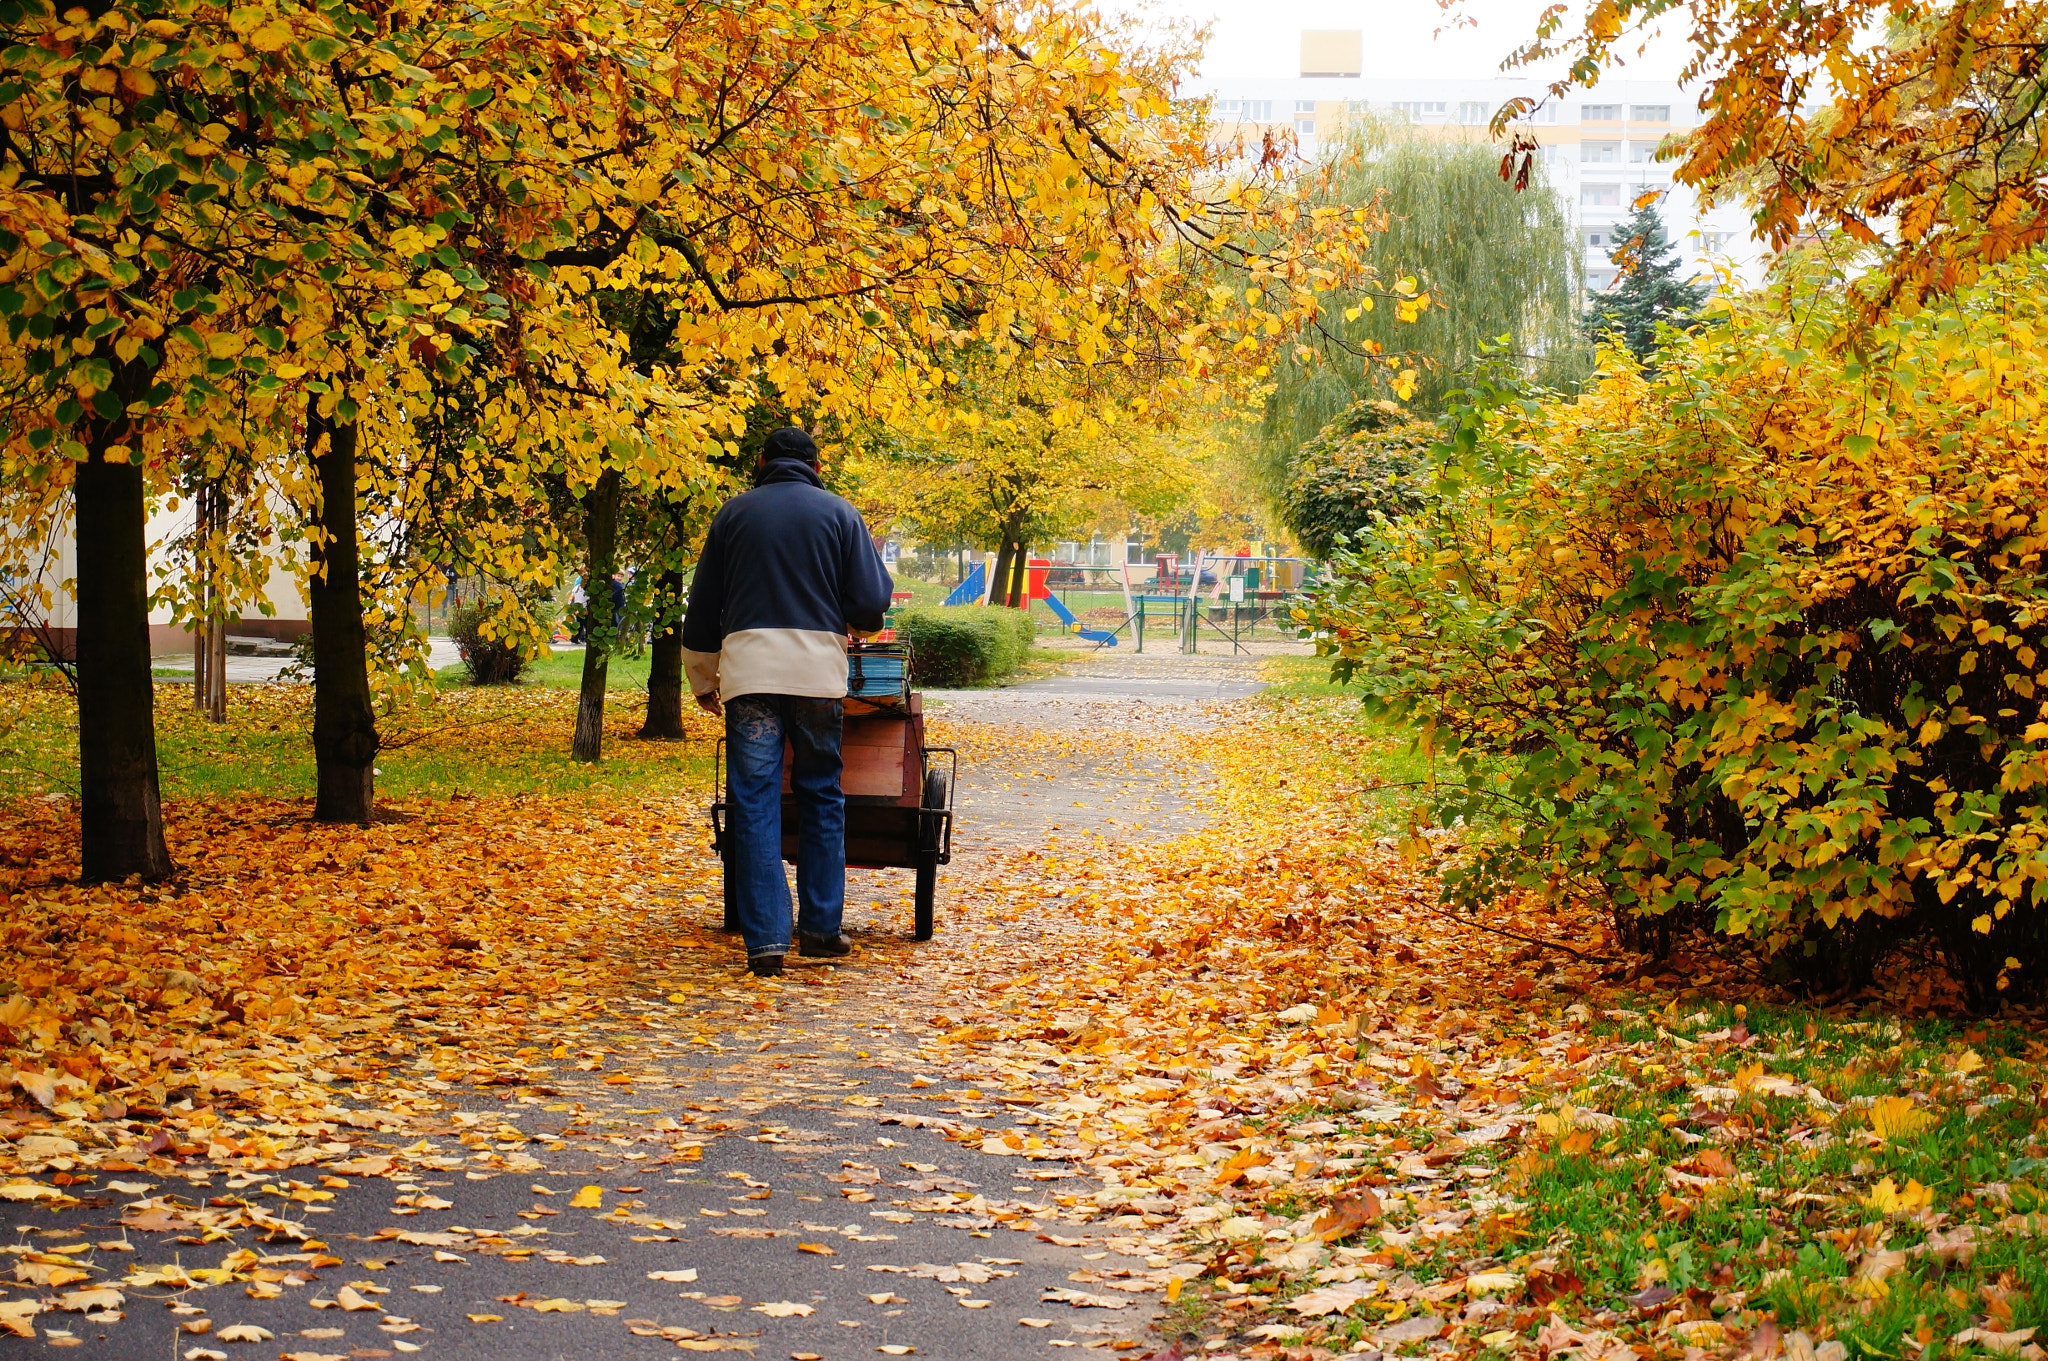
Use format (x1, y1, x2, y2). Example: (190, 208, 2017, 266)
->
(707, 648, 955, 940)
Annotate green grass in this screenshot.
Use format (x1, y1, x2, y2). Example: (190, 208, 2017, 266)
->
(0, 678, 711, 804)
(1510, 1001, 2047, 1359)
(1259, 652, 1358, 700)
(436, 647, 653, 691)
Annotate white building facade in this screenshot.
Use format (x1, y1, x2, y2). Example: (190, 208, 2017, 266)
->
(1189, 41, 1764, 294)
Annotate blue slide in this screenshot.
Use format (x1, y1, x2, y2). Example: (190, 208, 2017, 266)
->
(941, 563, 985, 607)
(1041, 591, 1118, 646)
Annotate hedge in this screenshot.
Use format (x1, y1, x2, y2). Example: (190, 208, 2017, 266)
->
(1300, 257, 2048, 1009)
(448, 597, 556, 685)
(897, 605, 1036, 687)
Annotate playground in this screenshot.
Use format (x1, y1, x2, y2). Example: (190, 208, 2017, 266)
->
(932, 550, 1318, 654)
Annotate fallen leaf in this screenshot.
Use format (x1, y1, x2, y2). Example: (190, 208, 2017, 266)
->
(569, 1185, 603, 1209)
(1867, 1095, 1934, 1141)
(1310, 1189, 1382, 1242)
(0, 1300, 40, 1338)
(755, 1301, 816, 1317)
(216, 1324, 273, 1342)
(466, 1314, 503, 1323)
(333, 1287, 379, 1312)
(16, 1259, 91, 1287)
(1290, 1281, 1376, 1317)
(797, 1242, 837, 1256)
(878, 1348, 916, 1356)
(1040, 1288, 1128, 1310)
(529, 1298, 584, 1312)
(648, 1269, 700, 1282)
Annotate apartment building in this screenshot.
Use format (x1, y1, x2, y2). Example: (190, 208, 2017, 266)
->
(1188, 31, 1761, 292)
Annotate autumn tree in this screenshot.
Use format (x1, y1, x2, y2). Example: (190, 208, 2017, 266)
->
(856, 362, 1196, 607)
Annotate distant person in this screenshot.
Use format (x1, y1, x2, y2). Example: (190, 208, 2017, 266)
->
(681, 428, 894, 977)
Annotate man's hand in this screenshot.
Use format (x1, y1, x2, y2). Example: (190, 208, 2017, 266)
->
(695, 691, 722, 717)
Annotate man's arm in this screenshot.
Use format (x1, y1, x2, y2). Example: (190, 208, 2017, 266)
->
(681, 517, 727, 712)
(840, 516, 894, 635)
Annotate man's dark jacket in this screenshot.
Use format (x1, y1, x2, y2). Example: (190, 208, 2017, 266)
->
(680, 458, 893, 700)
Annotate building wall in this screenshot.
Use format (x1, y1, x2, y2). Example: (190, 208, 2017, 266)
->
(1191, 70, 1762, 293)
(12, 500, 311, 661)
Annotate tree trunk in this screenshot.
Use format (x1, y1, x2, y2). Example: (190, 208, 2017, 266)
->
(1007, 548, 1029, 609)
(638, 567, 687, 740)
(75, 446, 175, 883)
(194, 482, 227, 722)
(572, 469, 622, 763)
(308, 411, 378, 824)
(988, 536, 1015, 611)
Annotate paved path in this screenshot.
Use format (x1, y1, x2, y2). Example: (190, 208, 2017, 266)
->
(27, 653, 1285, 1360)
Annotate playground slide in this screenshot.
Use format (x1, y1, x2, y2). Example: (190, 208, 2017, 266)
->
(1042, 592, 1118, 646)
(941, 562, 985, 607)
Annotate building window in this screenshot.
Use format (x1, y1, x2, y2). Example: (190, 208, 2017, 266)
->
(1297, 101, 1317, 114)
(1458, 101, 1489, 125)
(1586, 230, 1607, 248)
(1582, 183, 1621, 206)
(1582, 103, 1621, 122)
(1702, 231, 1733, 252)
(1296, 117, 1316, 136)
(1631, 104, 1671, 123)
(1588, 270, 1617, 291)
(1391, 100, 1447, 121)
(1215, 99, 1274, 123)
(1629, 140, 1662, 163)
(1582, 141, 1619, 163)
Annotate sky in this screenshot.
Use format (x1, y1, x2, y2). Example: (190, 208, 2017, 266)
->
(1130, 0, 1695, 84)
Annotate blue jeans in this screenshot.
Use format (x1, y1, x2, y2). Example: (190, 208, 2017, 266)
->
(725, 695, 844, 958)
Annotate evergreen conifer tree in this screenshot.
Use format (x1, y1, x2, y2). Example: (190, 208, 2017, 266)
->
(1584, 198, 1710, 360)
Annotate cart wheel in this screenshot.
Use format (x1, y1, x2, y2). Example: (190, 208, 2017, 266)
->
(914, 767, 949, 940)
(920, 768, 949, 845)
(913, 853, 937, 941)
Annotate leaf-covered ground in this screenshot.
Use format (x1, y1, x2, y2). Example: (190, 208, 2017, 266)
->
(0, 669, 2042, 1360)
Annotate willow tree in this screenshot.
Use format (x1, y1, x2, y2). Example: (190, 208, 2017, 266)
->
(1252, 113, 1587, 503)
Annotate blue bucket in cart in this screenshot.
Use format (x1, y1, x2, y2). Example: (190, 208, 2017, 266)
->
(847, 641, 911, 708)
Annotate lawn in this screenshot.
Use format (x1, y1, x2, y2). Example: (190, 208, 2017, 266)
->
(0, 676, 712, 804)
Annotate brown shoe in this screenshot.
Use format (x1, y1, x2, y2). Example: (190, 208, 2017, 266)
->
(798, 933, 852, 958)
(748, 955, 785, 977)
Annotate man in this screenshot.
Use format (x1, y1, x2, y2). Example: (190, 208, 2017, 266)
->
(682, 427, 894, 977)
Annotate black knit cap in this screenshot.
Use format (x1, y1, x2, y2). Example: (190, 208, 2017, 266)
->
(761, 427, 819, 466)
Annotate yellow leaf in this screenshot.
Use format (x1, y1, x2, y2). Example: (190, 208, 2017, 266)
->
(797, 1242, 837, 1256)
(1867, 1096, 1934, 1141)
(1863, 1177, 1934, 1214)
(569, 1185, 603, 1209)
(466, 1314, 502, 1323)
(528, 1298, 584, 1312)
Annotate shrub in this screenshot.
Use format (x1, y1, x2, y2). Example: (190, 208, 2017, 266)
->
(1280, 400, 1437, 559)
(449, 598, 553, 685)
(1301, 259, 2048, 1009)
(897, 605, 1036, 687)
